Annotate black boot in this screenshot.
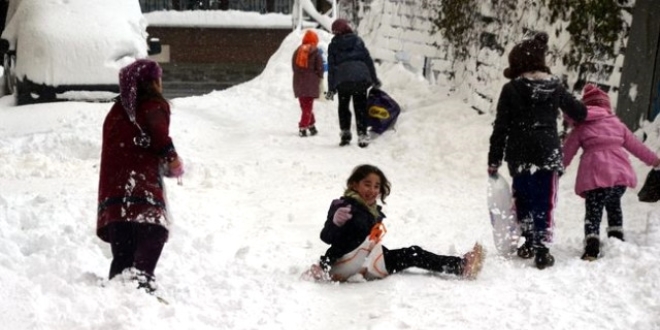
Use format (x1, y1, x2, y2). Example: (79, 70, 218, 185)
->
(534, 246, 555, 270)
(299, 128, 307, 137)
(517, 233, 535, 259)
(607, 230, 624, 241)
(339, 130, 351, 146)
(581, 237, 600, 261)
(308, 126, 318, 136)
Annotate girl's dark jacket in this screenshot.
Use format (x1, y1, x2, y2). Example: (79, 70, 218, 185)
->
(488, 75, 587, 176)
(320, 196, 385, 264)
(327, 33, 378, 92)
(97, 98, 178, 243)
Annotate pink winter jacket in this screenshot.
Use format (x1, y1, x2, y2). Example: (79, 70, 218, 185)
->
(563, 105, 659, 197)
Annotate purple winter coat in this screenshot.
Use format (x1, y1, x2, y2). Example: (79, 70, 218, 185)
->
(563, 105, 659, 197)
(292, 46, 323, 98)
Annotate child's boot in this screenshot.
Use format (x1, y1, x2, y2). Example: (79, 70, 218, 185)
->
(308, 126, 318, 136)
(461, 242, 485, 280)
(534, 246, 555, 270)
(607, 229, 624, 241)
(517, 233, 535, 259)
(581, 237, 600, 261)
(358, 134, 370, 148)
(339, 130, 351, 146)
(299, 128, 307, 137)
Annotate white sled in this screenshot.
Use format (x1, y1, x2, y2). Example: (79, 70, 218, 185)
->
(487, 174, 520, 256)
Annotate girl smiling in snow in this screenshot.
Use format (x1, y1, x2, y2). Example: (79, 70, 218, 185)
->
(305, 164, 484, 282)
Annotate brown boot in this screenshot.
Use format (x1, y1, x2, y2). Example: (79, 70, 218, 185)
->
(462, 243, 485, 280)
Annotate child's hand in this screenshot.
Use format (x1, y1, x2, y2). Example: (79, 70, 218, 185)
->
(487, 166, 499, 178)
(165, 157, 184, 178)
(332, 205, 352, 227)
(653, 158, 660, 168)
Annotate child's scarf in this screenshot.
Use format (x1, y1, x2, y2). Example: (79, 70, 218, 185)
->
(295, 30, 319, 69)
(344, 189, 380, 219)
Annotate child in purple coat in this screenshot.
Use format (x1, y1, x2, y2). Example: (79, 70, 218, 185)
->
(563, 84, 660, 260)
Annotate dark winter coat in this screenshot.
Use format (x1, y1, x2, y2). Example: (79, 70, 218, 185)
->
(320, 196, 385, 264)
(488, 73, 587, 176)
(97, 98, 178, 243)
(292, 46, 324, 98)
(327, 33, 378, 92)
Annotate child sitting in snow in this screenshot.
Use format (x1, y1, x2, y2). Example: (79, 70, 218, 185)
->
(563, 84, 660, 260)
(304, 164, 484, 282)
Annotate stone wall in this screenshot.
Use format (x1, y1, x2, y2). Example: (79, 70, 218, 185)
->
(357, 0, 633, 116)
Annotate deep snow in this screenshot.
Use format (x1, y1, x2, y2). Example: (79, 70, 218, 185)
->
(0, 28, 659, 330)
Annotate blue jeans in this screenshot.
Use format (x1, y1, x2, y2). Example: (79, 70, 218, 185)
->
(512, 170, 558, 248)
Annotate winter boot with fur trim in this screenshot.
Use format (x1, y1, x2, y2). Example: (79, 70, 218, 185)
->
(461, 242, 485, 280)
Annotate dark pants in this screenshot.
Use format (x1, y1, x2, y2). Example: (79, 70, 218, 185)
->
(106, 222, 168, 280)
(584, 186, 626, 239)
(512, 169, 558, 248)
(382, 245, 462, 275)
(337, 81, 370, 135)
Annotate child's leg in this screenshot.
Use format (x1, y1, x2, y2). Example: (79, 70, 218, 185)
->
(133, 224, 168, 280)
(351, 87, 368, 136)
(584, 188, 607, 239)
(523, 170, 558, 248)
(108, 222, 137, 280)
(298, 97, 314, 128)
(604, 185, 626, 240)
(382, 245, 463, 275)
(337, 91, 352, 131)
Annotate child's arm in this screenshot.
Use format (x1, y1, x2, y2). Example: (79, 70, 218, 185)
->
(488, 85, 512, 169)
(562, 129, 580, 168)
(320, 200, 347, 244)
(557, 86, 587, 123)
(622, 128, 660, 166)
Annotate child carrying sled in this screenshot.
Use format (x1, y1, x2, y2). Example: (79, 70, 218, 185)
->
(304, 164, 484, 282)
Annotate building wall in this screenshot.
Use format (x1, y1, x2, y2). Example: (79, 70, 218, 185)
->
(146, 26, 291, 96)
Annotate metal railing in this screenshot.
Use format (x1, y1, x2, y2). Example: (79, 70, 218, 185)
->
(139, 0, 294, 13)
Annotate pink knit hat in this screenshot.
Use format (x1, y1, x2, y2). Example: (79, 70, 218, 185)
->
(119, 59, 162, 122)
(582, 84, 610, 108)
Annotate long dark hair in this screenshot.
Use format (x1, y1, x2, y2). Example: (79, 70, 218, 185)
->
(136, 79, 167, 105)
(346, 164, 391, 203)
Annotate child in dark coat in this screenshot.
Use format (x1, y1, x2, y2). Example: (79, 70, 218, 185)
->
(304, 164, 484, 282)
(563, 84, 660, 260)
(487, 32, 587, 269)
(292, 29, 324, 137)
(326, 19, 381, 148)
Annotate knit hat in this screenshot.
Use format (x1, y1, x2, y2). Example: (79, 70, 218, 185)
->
(295, 30, 319, 68)
(582, 84, 611, 109)
(119, 59, 162, 122)
(503, 32, 551, 79)
(331, 19, 353, 35)
(302, 29, 318, 46)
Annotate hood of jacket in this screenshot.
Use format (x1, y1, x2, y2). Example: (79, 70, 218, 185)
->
(514, 71, 562, 105)
(583, 104, 615, 122)
(331, 33, 362, 53)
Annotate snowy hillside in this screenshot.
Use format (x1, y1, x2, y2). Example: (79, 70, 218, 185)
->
(0, 29, 659, 330)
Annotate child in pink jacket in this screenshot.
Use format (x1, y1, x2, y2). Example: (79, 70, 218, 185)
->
(563, 84, 660, 260)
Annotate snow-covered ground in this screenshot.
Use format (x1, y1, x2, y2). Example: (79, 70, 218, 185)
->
(1, 29, 659, 330)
